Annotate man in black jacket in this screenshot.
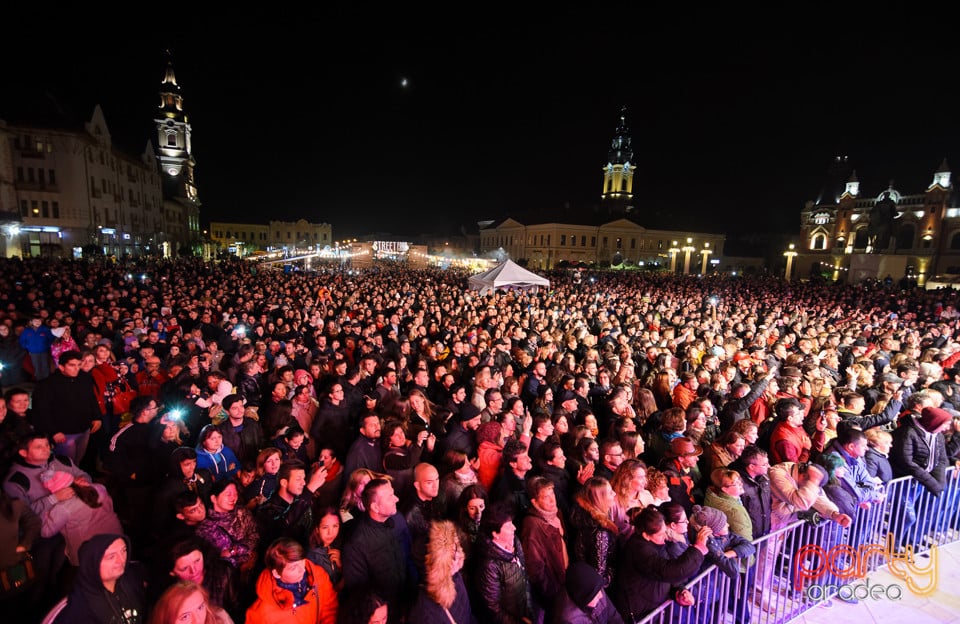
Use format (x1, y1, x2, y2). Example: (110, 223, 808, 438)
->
(342, 478, 412, 621)
(719, 368, 776, 432)
(256, 460, 326, 555)
(729, 445, 772, 540)
(29, 350, 102, 467)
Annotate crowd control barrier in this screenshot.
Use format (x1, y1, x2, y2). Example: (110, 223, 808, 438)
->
(638, 468, 958, 624)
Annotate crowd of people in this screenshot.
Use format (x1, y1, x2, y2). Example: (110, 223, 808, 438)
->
(1, 255, 959, 624)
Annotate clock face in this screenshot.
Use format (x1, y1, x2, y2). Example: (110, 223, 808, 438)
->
(168, 167, 179, 176)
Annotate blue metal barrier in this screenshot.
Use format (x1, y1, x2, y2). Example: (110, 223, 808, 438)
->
(637, 467, 958, 624)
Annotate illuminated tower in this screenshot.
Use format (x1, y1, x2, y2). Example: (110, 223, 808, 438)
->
(155, 52, 198, 204)
(601, 106, 634, 214)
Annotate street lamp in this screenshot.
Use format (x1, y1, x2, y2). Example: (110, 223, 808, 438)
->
(668, 240, 680, 273)
(784, 243, 798, 280)
(700, 242, 712, 274)
(682, 237, 695, 275)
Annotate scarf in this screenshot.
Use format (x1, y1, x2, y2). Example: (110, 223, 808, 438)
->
(920, 428, 938, 472)
(276, 576, 310, 607)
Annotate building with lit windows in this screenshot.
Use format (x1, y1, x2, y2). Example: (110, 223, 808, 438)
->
(796, 157, 960, 284)
(479, 108, 725, 270)
(0, 55, 201, 258)
(209, 219, 332, 256)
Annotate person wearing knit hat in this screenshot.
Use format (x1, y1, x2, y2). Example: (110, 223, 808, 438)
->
(38, 469, 123, 566)
(689, 505, 728, 537)
(918, 406, 952, 433)
(890, 403, 952, 549)
(555, 560, 624, 623)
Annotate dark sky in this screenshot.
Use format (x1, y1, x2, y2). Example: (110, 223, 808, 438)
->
(3, 7, 959, 240)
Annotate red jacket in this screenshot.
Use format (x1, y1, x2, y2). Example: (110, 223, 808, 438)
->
(246, 560, 337, 624)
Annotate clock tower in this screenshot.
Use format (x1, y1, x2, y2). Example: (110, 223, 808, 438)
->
(155, 51, 199, 204)
(601, 106, 634, 215)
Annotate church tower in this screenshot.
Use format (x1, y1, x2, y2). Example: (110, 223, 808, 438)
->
(600, 106, 634, 215)
(155, 51, 198, 205)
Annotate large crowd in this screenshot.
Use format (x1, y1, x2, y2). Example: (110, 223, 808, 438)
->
(1, 256, 959, 624)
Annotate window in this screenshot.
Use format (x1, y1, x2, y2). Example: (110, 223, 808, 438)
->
(167, 133, 177, 147)
(20, 200, 27, 217)
(591, 237, 596, 247)
(38, 169, 44, 184)
(602, 237, 608, 248)
(547, 235, 551, 246)
(31, 200, 39, 216)
(616, 237, 622, 250)
(48, 169, 56, 184)
(560, 235, 566, 246)
(41, 201, 49, 218)
(276, 231, 280, 239)
(287, 232, 291, 239)
(27, 169, 35, 183)
(16, 167, 23, 181)
(581, 236, 587, 247)
(631, 238, 636, 249)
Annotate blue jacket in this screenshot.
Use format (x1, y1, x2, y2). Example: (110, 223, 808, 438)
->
(195, 444, 239, 481)
(19, 325, 53, 354)
(823, 439, 884, 505)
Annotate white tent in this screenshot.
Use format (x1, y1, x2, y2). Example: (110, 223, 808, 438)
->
(468, 259, 550, 295)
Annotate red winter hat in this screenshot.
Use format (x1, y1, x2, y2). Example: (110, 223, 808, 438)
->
(919, 407, 952, 433)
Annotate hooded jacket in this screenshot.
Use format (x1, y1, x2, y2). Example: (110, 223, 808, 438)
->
(56, 534, 146, 624)
(194, 442, 239, 482)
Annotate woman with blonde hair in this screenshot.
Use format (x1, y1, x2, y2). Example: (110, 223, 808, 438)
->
(338, 468, 383, 524)
(408, 520, 473, 622)
(149, 580, 231, 624)
(609, 459, 655, 536)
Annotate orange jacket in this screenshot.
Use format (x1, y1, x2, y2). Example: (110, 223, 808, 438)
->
(246, 560, 338, 624)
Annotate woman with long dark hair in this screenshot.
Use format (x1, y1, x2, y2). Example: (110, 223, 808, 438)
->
(612, 505, 709, 622)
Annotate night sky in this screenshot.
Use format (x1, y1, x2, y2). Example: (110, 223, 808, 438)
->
(3, 7, 959, 242)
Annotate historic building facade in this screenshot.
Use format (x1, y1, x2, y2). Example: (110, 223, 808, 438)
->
(796, 157, 960, 284)
(0, 56, 200, 258)
(478, 108, 725, 270)
(209, 218, 332, 255)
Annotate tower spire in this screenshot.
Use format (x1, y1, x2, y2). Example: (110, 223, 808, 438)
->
(601, 106, 634, 214)
(154, 51, 197, 203)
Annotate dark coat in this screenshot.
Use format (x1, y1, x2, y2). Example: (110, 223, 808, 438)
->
(864, 448, 893, 483)
(29, 370, 102, 436)
(216, 417, 264, 464)
(520, 507, 568, 612)
(718, 377, 770, 432)
(729, 458, 772, 540)
(568, 502, 616, 587)
(256, 492, 314, 551)
(311, 398, 351, 459)
(612, 533, 704, 622)
(552, 590, 624, 624)
(341, 512, 410, 608)
(891, 417, 949, 495)
(475, 536, 534, 624)
(56, 534, 147, 624)
(408, 572, 476, 624)
(699, 532, 755, 580)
